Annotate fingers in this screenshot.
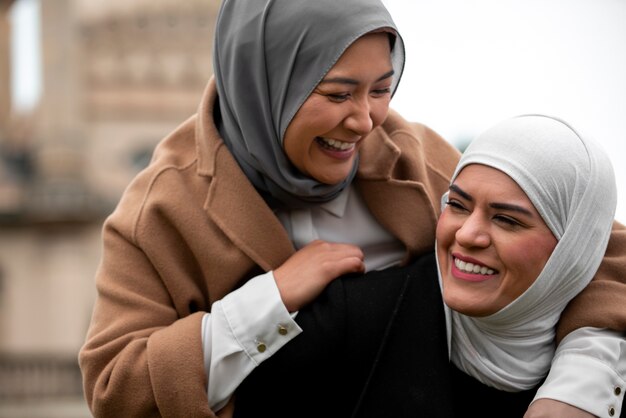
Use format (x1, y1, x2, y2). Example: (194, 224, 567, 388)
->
(274, 240, 365, 312)
(308, 239, 364, 263)
(295, 240, 365, 281)
(320, 253, 365, 277)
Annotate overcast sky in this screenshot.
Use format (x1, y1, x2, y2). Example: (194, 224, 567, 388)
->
(10, 0, 626, 222)
(9, 0, 40, 113)
(382, 0, 626, 222)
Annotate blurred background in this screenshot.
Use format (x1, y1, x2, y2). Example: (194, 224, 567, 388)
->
(1, 0, 219, 416)
(0, 0, 624, 417)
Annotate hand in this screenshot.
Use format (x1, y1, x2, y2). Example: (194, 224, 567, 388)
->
(273, 240, 365, 312)
(216, 396, 235, 417)
(524, 399, 597, 418)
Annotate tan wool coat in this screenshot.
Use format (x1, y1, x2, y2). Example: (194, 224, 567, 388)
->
(79, 77, 626, 417)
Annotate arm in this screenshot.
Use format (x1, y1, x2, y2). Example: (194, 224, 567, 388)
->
(79, 222, 214, 417)
(525, 400, 597, 418)
(525, 328, 625, 418)
(81, 212, 364, 416)
(203, 240, 365, 410)
(527, 221, 626, 418)
(203, 272, 302, 412)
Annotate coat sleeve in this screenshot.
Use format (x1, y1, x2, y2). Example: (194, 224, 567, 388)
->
(78, 175, 215, 418)
(556, 220, 626, 342)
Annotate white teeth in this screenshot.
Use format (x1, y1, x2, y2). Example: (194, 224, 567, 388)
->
(319, 137, 354, 151)
(454, 258, 495, 275)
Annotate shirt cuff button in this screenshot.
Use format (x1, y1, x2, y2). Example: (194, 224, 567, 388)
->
(615, 386, 622, 396)
(608, 406, 615, 417)
(278, 324, 288, 335)
(256, 341, 267, 353)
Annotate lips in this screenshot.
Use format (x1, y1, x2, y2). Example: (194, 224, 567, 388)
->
(315, 136, 356, 152)
(450, 254, 498, 282)
(454, 257, 496, 275)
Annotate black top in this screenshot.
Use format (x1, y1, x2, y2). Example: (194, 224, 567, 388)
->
(233, 252, 570, 418)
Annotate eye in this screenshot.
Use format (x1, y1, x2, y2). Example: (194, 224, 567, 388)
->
(493, 215, 523, 228)
(326, 93, 350, 103)
(371, 87, 391, 97)
(445, 199, 467, 213)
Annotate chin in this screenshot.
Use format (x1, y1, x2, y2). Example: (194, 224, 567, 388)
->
(313, 171, 351, 185)
(443, 291, 490, 317)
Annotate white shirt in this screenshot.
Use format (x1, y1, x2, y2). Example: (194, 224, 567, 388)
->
(202, 185, 625, 416)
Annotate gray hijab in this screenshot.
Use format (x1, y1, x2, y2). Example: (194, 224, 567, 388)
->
(213, 0, 405, 208)
(438, 115, 617, 391)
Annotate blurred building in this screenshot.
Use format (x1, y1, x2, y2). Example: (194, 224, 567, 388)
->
(0, 0, 219, 416)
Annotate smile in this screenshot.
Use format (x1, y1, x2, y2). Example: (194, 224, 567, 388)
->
(316, 137, 356, 151)
(454, 257, 497, 275)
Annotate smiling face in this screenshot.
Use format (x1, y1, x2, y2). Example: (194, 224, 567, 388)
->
(436, 164, 558, 317)
(282, 32, 394, 185)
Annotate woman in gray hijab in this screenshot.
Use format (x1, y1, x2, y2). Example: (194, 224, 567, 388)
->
(79, 0, 626, 416)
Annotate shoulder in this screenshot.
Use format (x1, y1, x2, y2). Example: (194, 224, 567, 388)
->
(360, 109, 460, 199)
(103, 115, 207, 243)
(382, 109, 461, 172)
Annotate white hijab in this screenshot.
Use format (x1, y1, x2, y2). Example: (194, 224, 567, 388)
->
(438, 115, 617, 391)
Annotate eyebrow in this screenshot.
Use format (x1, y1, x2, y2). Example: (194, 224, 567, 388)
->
(449, 184, 534, 216)
(320, 69, 395, 86)
(490, 203, 533, 216)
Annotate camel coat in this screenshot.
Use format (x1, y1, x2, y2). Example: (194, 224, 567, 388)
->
(79, 77, 626, 417)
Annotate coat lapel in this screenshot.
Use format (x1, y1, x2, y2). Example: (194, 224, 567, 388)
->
(204, 146, 295, 272)
(356, 123, 439, 262)
(196, 78, 295, 272)
(358, 179, 438, 261)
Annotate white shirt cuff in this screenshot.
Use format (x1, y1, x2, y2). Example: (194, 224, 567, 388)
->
(533, 328, 625, 418)
(204, 271, 302, 411)
(220, 270, 303, 363)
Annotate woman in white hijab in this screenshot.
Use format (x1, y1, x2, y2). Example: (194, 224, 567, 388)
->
(234, 115, 623, 418)
(435, 114, 621, 417)
(79, 0, 626, 415)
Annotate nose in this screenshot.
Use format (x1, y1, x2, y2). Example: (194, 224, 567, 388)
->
(455, 212, 491, 249)
(344, 97, 373, 136)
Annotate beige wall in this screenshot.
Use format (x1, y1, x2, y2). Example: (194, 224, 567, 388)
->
(0, 224, 101, 354)
(0, 0, 219, 350)
(0, 0, 219, 412)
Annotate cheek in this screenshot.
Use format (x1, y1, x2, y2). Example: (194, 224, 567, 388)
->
(436, 210, 456, 247)
(435, 212, 456, 276)
(283, 110, 318, 163)
(282, 131, 302, 168)
(370, 99, 391, 127)
(518, 237, 556, 276)
(502, 235, 556, 297)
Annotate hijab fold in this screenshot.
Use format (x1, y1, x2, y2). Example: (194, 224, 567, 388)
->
(213, 0, 405, 208)
(438, 115, 617, 391)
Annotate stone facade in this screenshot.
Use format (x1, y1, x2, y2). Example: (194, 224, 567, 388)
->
(0, 1, 219, 414)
